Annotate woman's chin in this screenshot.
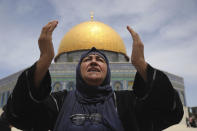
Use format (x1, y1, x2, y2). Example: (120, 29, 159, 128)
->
(85, 77, 103, 86)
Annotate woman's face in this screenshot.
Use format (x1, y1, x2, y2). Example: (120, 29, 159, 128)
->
(80, 54, 107, 86)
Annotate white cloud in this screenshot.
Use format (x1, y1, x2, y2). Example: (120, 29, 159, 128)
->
(146, 40, 197, 77)
(15, 0, 34, 15)
(0, 27, 39, 69)
(160, 17, 197, 41)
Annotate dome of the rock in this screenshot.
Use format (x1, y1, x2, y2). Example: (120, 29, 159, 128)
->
(55, 21, 127, 61)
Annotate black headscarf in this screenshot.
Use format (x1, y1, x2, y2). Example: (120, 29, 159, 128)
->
(75, 47, 113, 103)
(54, 47, 124, 131)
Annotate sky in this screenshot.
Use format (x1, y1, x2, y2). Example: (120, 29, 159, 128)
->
(0, 0, 197, 107)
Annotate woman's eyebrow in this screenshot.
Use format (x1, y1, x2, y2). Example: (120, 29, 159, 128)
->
(96, 55, 104, 59)
(83, 56, 92, 60)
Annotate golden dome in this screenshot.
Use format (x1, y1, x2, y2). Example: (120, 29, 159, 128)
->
(55, 21, 127, 60)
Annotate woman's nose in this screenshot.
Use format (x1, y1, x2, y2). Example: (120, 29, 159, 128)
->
(90, 59, 97, 66)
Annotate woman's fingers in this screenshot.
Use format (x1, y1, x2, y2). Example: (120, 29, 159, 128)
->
(38, 20, 58, 60)
(127, 26, 142, 44)
(40, 20, 58, 37)
(48, 20, 58, 34)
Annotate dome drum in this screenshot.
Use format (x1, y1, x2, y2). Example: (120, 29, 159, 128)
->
(55, 50, 129, 62)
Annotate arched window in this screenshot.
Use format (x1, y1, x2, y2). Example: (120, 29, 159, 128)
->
(127, 81, 133, 90)
(53, 82, 62, 92)
(66, 81, 75, 91)
(113, 81, 123, 91)
(0, 93, 2, 107)
(1, 92, 5, 107)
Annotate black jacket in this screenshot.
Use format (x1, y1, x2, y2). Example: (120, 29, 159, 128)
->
(2, 63, 183, 131)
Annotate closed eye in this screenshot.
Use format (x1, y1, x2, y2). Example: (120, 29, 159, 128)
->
(82, 56, 92, 62)
(96, 57, 105, 63)
(83, 58, 91, 62)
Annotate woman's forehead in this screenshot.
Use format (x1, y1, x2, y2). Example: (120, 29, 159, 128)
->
(86, 54, 102, 58)
(84, 53, 105, 60)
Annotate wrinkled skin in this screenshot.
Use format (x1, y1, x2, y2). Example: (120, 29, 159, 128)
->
(80, 54, 107, 86)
